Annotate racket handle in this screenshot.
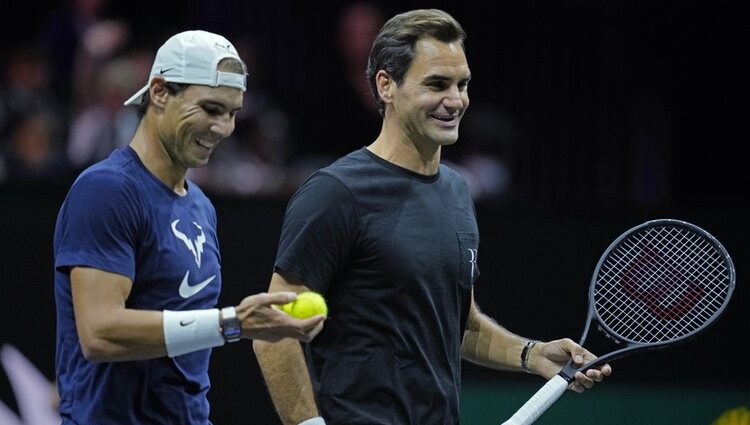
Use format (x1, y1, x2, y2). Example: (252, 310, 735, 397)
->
(501, 374, 569, 425)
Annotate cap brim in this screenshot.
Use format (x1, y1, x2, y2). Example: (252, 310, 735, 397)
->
(123, 84, 149, 106)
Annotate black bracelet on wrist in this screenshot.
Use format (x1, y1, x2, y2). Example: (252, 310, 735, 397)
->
(521, 339, 539, 373)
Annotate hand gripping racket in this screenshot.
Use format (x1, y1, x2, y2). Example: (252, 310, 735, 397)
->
(502, 219, 736, 425)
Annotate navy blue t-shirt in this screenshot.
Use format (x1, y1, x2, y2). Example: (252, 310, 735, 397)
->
(275, 148, 479, 425)
(54, 147, 222, 424)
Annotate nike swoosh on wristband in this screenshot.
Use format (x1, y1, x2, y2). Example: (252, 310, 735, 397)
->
(178, 271, 216, 298)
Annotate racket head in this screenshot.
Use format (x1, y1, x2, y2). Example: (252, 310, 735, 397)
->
(589, 218, 735, 355)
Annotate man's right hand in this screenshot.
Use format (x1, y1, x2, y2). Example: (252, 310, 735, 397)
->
(235, 292, 325, 342)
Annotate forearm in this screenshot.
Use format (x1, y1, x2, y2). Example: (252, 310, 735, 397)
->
(253, 338, 320, 425)
(461, 299, 529, 371)
(77, 307, 168, 362)
(72, 267, 171, 361)
(72, 266, 230, 362)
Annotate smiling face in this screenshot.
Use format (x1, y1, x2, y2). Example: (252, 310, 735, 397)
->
(386, 36, 471, 150)
(157, 83, 243, 170)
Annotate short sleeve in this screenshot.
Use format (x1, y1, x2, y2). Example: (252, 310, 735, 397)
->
(274, 172, 360, 293)
(54, 170, 142, 280)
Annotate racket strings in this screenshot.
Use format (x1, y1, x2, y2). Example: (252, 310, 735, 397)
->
(594, 225, 732, 344)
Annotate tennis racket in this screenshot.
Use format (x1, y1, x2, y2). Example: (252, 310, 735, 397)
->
(501, 218, 736, 425)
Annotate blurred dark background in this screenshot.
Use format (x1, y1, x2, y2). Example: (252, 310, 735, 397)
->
(1, 0, 747, 424)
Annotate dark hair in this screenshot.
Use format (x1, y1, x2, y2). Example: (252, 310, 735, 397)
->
(136, 57, 247, 118)
(366, 9, 466, 116)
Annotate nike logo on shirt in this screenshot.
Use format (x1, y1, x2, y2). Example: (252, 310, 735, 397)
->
(178, 270, 216, 298)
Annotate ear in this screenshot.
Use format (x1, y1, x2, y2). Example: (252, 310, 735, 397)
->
(375, 70, 394, 106)
(148, 77, 169, 110)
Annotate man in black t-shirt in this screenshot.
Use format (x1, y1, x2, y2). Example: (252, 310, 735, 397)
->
(254, 9, 612, 425)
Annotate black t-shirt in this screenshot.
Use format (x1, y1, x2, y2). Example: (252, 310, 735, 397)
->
(275, 148, 480, 425)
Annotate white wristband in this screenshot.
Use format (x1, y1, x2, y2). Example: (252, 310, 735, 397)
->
(163, 309, 225, 357)
(298, 417, 326, 425)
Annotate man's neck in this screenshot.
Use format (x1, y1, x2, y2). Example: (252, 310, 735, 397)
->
(129, 122, 188, 195)
(367, 126, 441, 176)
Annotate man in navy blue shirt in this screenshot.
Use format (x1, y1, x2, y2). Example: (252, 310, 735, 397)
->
(254, 9, 612, 425)
(54, 30, 326, 425)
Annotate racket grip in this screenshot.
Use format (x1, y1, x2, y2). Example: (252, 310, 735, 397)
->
(501, 374, 569, 425)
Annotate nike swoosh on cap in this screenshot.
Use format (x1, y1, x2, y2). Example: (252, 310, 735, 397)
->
(178, 271, 216, 298)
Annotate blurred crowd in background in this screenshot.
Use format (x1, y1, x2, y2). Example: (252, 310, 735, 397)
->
(0, 0, 518, 202)
(0, 0, 336, 196)
(0, 0, 743, 210)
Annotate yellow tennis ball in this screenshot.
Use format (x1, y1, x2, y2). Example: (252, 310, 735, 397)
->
(278, 291, 328, 319)
(713, 406, 750, 425)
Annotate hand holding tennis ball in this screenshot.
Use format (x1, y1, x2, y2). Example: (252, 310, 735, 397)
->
(277, 291, 328, 319)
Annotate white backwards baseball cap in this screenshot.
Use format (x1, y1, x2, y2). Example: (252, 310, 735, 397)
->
(123, 30, 247, 106)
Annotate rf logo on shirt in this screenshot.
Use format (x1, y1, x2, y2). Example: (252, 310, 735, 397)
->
(467, 248, 478, 278)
